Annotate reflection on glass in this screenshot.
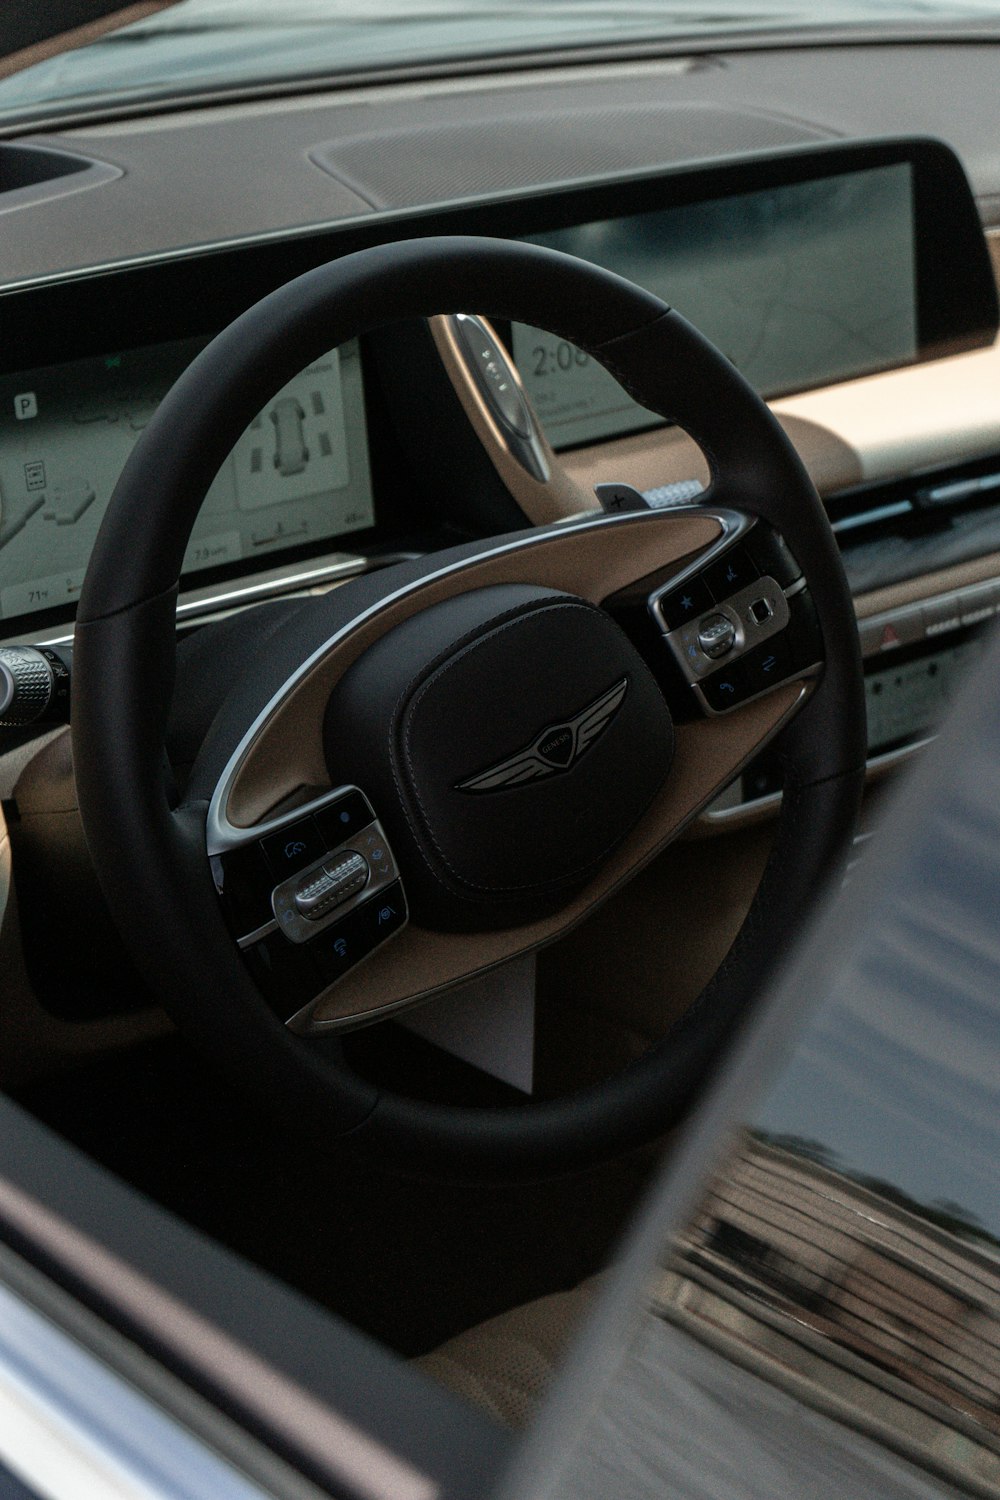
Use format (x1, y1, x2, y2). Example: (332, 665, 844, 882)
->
(642, 689, 1000, 1496)
(654, 1129, 1000, 1491)
(543, 590, 1000, 1500)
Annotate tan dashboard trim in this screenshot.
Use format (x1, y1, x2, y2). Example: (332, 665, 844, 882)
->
(854, 549, 1000, 620)
(560, 412, 866, 499)
(775, 339, 1000, 488)
(438, 227, 1000, 515)
(226, 508, 723, 827)
(557, 336, 1000, 504)
(298, 681, 807, 1029)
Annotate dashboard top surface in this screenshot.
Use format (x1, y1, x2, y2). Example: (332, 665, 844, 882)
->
(0, 42, 998, 289)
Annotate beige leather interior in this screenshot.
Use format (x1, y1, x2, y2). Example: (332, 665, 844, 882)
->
(415, 1278, 599, 1429)
(559, 337, 1000, 503)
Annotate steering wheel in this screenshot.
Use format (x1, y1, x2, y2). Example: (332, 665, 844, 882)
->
(71, 238, 865, 1173)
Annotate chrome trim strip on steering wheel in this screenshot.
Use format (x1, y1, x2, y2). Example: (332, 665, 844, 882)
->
(204, 503, 749, 857)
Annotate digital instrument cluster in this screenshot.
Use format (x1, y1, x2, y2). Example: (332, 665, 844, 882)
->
(0, 335, 373, 623)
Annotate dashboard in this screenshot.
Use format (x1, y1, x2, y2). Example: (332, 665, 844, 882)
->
(0, 136, 992, 638)
(1, 34, 1000, 1047)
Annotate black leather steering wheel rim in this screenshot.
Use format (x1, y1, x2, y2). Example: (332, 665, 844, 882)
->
(72, 236, 866, 1173)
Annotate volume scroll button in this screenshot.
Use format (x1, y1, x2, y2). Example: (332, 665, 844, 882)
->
(294, 851, 369, 919)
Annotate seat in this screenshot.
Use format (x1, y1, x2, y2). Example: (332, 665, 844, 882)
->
(414, 1278, 599, 1428)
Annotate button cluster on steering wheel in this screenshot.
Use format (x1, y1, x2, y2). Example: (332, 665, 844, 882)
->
(210, 785, 408, 1022)
(652, 521, 821, 715)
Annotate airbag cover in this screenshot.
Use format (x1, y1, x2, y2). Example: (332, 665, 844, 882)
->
(324, 584, 674, 929)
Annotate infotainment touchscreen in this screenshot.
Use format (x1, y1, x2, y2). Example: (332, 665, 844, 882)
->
(0, 336, 373, 622)
(512, 162, 918, 449)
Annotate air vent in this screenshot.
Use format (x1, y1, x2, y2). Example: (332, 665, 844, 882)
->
(0, 142, 121, 213)
(829, 451, 1000, 594)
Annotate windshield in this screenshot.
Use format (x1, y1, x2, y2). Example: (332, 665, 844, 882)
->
(2, 0, 1000, 126)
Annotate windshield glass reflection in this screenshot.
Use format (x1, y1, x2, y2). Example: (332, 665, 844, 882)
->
(3, 0, 1000, 124)
(649, 670, 1000, 1494)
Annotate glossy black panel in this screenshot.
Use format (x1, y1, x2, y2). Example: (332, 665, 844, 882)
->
(648, 631, 1000, 1492)
(524, 618, 1000, 1499)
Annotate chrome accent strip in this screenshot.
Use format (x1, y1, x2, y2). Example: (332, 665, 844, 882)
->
(7, 553, 418, 652)
(0, 1180, 438, 1500)
(702, 734, 935, 824)
(0, 1276, 287, 1500)
(173, 554, 373, 618)
(831, 499, 912, 534)
(692, 660, 822, 718)
(236, 919, 278, 949)
(647, 509, 754, 632)
(208, 781, 370, 858)
(205, 506, 735, 853)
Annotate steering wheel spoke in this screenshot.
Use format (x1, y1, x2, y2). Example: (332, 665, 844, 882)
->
(209, 782, 408, 1026)
(631, 507, 823, 720)
(198, 503, 817, 1034)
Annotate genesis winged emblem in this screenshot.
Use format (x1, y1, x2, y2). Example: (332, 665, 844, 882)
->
(457, 677, 629, 794)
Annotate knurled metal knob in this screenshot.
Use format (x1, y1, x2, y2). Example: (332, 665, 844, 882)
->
(294, 851, 369, 919)
(697, 613, 737, 660)
(0, 646, 55, 728)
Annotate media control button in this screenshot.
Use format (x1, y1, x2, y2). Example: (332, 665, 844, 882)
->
(311, 881, 407, 984)
(742, 636, 793, 692)
(315, 789, 375, 846)
(270, 818, 398, 943)
(311, 915, 361, 984)
(704, 545, 757, 602)
(353, 881, 407, 948)
(260, 817, 325, 878)
(675, 618, 725, 678)
(701, 662, 750, 711)
(352, 823, 398, 883)
(662, 576, 788, 690)
(657, 577, 713, 631)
